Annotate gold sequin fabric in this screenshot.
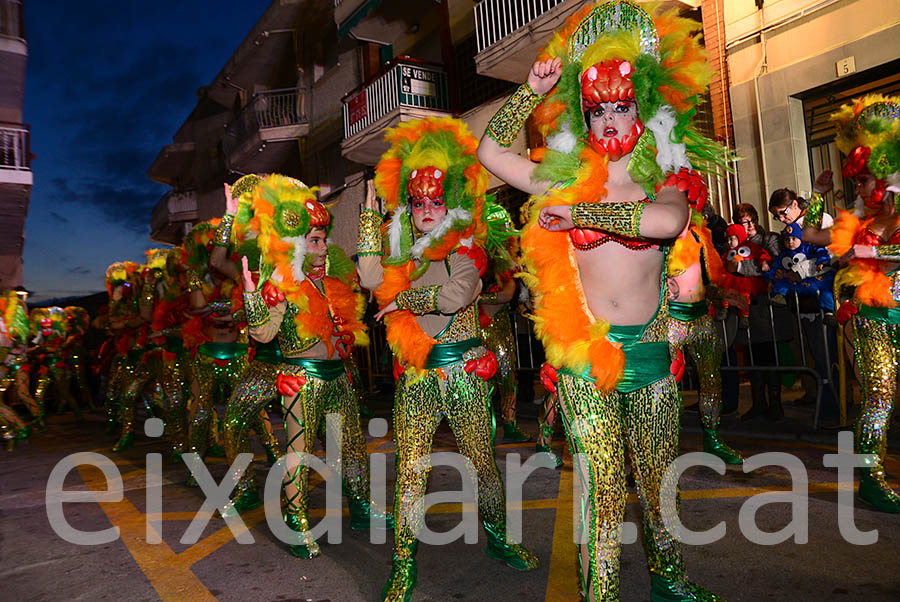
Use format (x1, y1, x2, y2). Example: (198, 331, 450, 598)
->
(161, 350, 191, 454)
(223, 360, 281, 499)
(280, 369, 370, 530)
(853, 316, 900, 495)
(0, 356, 40, 417)
(392, 360, 507, 558)
(34, 361, 79, 420)
(480, 308, 518, 423)
(278, 302, 321, 356)
(243, 290, 271, 328)
(571, 201, 644, 239)
(437, 301, 480, 344)
(486, 83, 543, 147)
(117, 353, 162, 439)
(357, 209, 383, 256)
(187, 354, 248, 455)
(214, 213, 234, 247)
(667, 314, 723, 430)
(104, 354, 129, 426)
(396, 285, 440, 315)
(556, 372, 684, 601)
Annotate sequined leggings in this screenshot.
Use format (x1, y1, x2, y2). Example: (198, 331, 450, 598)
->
(117, 356, 161, 438)
(392, 361, 506, 555)
(536, 392, 559, 448)
(556, 373, 684, 602)
(35, 364, 79, 418)
(105, 354, 128, 426)
(223, 360, 280, 500)
(0, 367, 40, 418)
(280, 369, 369, 524)
(162, 352, 190, 454)
(853, 316, 899, 494)
(668, 314, 723, 431)
(483, 311, 518, 424)
(187, 354, 247, 455)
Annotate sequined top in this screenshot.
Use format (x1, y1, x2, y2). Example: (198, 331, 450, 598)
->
(244, 292, 324, 358)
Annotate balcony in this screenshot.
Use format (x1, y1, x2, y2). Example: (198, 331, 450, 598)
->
(0, 122, 31, 186)
(0, 0, 26, 55)
(473, 0, 696, 82)
(222, 87, 310, 174)
(147, 141, 195, 188)
(341, 59, 450, 165)
(150, 190, 198, 245)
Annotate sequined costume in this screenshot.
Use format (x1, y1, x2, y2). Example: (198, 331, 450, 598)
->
(0, 290, 37, 446)
(100, 262, 142, 438)
(30, 307, 81, 422)
(236, 174, 383, 558)
(667, 213, 742, 464)
(62, 306, 95, 412)
(360, 117, 539, 601)
(817, 94, 900, 513)
(485, 3, 729, 600)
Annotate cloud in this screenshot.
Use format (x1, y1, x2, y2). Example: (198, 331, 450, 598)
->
(66, 266, 92, 275)
(49, 211, 70, 223)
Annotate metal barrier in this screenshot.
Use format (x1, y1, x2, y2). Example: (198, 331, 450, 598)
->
(474, 0, 569, 53)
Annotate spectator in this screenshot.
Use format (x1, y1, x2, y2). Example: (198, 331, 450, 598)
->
(701, 202, 729, 256)
(768, 187, 835, 229)
(732, 203, 781, 259)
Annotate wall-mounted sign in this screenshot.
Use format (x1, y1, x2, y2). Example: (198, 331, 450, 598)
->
(836, 56, 856, 78)
(348, 91, 368, 127)
(401, 65, 437, 97)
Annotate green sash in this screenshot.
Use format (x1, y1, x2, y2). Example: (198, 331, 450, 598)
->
(857, 303, 900, 324)
(425, 338, 482, 370)
(668, 300, 709, 322)
(281, 357, 346, 382)
(253, 339, 283, 364)
(198, 341, 248, 360)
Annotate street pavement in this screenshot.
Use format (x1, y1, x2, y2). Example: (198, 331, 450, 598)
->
(1, 387, 898, 602)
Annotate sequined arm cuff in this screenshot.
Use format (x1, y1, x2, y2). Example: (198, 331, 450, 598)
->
(357, 209, 383, 256)
(214, 213, 234, 247)
(395, 285, 441, 314)
(874, 244, 900, 260)
(485, 83, 544, 148)
(243, 290, 270, 327)
(207, 300, 231, 314)
(804, 193, 825, 230)
(571, 201, 645, 238)
(139, 281, 155, 307)
(231, 308, 246, 323)
(479, 292, 500, 305)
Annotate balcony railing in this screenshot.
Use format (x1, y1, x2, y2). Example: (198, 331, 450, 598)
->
(342, 59, 450, 140)
(0, 123, 29, 171)
(150, 190, 198, 243)
(0, 0, 25, 41)
(474, 0, 569, 53)
(222, 87, 309, 159)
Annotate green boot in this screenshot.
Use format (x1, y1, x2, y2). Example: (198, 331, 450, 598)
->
(206, 443, 226, 458)
(501, 421, 532, 443)
(263, 441, 279, 465)
(702, 428, 743, 465)
(858, 469, 900, 514)
(284, 512, 320, 558)
(16, 425, 32, 440)
(381, 541, 417, 602)
(650, 574, 724, 601)
(220, 489, 262, 518)
(348, 498, 395, 531)
(112, 431, 134, 452)
(535, 443, 563, 469)
(483, 521, 540, 572)
(168, 450, 183, 465)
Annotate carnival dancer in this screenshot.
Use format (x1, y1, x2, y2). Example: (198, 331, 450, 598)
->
(804, 95, 900, 513)
(0, 289, 37, 446)
(31, 306, 82, 422)
(667, 206, 743, 465)
(479, 203, 531, 442)
(111, 251, 172, 452)
(358, 117, 539, 601)
(181, 221, 248, 468)
(477, 2, 727, 599)
(211, 175, 282, 515)
(100, 261, 141, 437)
(63, 306, 96, 412)
(143, 248, 192, 463)
(239, 173, 388, 558)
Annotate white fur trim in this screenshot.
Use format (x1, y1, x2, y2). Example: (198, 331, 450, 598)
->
(548, 124, 577, 154)
(886, 173, 900, 191)
(283, 235, 307, 284)
(388, 206, 407, 259)
(646, 105, 690, 173)
(410, 208, 471, 259)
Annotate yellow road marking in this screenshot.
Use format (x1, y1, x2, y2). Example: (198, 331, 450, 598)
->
(546, 450, 578, 601)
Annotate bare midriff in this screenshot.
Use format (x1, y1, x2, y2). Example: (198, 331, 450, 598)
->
(576, 243, 663, 326)
(208, 322, 239, 344)
(668, 261, 705, 304)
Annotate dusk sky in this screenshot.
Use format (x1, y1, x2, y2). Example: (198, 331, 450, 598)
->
(23, 1, 268, 302)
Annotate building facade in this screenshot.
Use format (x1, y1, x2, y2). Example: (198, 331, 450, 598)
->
(0, 0, 31, 288)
